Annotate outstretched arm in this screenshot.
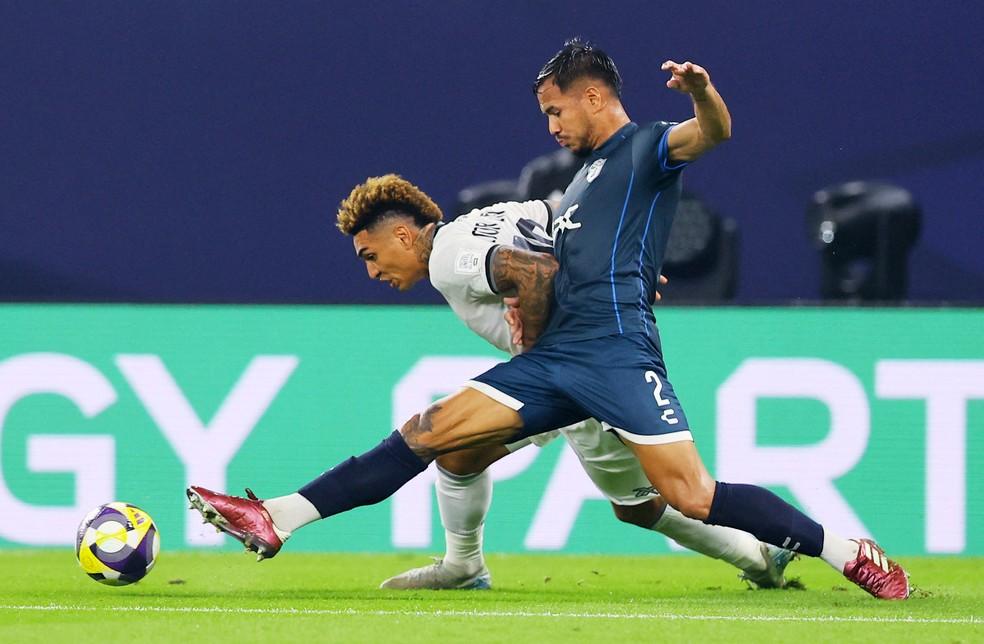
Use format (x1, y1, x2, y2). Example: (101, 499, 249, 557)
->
(662, 60, 732, 163)
(489, 246, 558, 347)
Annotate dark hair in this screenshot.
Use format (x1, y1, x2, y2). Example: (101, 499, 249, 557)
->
(534, 38, 622, 97)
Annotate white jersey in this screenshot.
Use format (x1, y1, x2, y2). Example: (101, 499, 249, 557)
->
(428, 200, 655, 506)
(429, 200, 553, 355)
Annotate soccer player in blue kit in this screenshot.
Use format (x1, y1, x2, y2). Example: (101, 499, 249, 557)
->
(189, 39, 909, 599)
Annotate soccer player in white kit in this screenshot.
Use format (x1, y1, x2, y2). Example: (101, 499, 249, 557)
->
(336, 174, 793, 590)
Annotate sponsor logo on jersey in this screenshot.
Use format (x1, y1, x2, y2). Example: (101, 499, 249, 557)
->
(586, 158, 606, 183)
(454, 250, 482, 275)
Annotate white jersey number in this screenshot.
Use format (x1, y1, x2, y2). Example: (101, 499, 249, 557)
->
(645, 370, 679, 425)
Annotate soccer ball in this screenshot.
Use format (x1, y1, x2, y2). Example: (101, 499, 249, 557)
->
(76, 502, 160, 586)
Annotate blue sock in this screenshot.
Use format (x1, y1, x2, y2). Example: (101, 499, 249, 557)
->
(705, 481, 824, 557)
(298, 431, 427, 518)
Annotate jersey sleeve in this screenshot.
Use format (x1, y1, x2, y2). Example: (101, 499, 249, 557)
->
(508, 199, 553, 235)
(429, 228, 515, 353)
(490, 199, 554, 254)
(643, 121, 689, 177)
(429, 224, 499, 300)
(429, 206, 554, 355)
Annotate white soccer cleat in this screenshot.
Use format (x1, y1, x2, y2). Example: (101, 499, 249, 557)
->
(379, 558, 492, 590)
(740, 544, 797, 589)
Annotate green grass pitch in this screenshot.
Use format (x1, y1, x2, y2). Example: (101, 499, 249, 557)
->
(1, 551, 981, 643)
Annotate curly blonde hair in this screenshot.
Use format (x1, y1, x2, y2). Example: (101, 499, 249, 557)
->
(336, 174, 443, 235)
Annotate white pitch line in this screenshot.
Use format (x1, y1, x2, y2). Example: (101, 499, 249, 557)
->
(0, 604, 980, 625)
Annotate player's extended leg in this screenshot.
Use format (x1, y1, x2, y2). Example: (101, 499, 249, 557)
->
(624, 439, 910, 599)
(563, 424, 792, 588)
(188, 387, 526, 560)
(379, 444, 512, 590)
(610, 499, 793, 589)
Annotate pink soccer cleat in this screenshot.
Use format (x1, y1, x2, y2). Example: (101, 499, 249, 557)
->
(843, 538, 910, 599)
(186, 486, 289, 561)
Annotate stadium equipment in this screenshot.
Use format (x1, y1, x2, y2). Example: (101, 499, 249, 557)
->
(186, 486, 288, 561)
(75, 502, 160, 586)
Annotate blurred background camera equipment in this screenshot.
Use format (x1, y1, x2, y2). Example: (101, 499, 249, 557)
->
(808, 181, 921, 302)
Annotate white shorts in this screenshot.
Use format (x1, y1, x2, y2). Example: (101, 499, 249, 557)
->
(505, 420, 656, 506)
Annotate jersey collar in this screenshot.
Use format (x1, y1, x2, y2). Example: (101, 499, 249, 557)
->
(589, 122, 638, 160)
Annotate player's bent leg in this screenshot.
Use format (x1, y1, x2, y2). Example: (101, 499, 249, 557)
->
(648, 503, 796, 590)
(379, 467, 493, 590)
(626, 439, 909, 599)
(381, 444, 512, 591)
(610, 498, 663, 527)
(188, 387, 524, 564)
(561, 422, 791, 588)
(296, 387, 521, 520)
(623, 439, 716, 521)
(436, 443, 513, 476)
(433, 445, 508, 581)
(609, 498, 792, 589)
(402, 387, 525, 458)
(704, 480, 909, 598)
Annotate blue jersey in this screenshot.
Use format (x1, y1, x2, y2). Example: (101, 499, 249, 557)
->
(539, 121, 686, 346)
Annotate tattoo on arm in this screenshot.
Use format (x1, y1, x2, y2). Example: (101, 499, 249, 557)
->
(491, 246, 558, 347)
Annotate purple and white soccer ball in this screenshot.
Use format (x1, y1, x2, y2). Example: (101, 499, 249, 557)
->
(76, 502, 160, 586)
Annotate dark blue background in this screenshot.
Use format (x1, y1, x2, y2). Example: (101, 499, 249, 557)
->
(2, 1, 982, 304)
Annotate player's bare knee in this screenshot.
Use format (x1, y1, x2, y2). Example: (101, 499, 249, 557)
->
(398, 413, 426, 447)
(436, 447, 493, 476)
(398, 408, 445, 460)
(435, 452, 467, 475)
(611, 500, 660, 528)
(674, 497, 711, 521)
(401, 400, 472, 458)
(665, 483, 714, 520)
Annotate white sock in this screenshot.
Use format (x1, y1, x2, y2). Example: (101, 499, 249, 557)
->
(262, 493, 321, 535)
(436, 466, 491, 574)
(653, 505, 768, 572)
(820, 528, 860, 572)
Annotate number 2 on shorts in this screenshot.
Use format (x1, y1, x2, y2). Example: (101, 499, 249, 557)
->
(645, 370, 679, 425)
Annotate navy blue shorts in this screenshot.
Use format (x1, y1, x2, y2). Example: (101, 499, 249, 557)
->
(466, 331, 692, 445)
